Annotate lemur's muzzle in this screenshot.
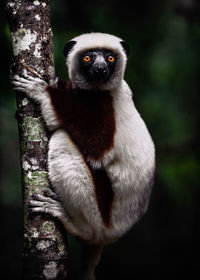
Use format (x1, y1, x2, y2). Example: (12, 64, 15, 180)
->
(92, 63, 109, 80)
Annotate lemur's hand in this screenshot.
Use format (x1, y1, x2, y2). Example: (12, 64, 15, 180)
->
(12, 75, 48, 101)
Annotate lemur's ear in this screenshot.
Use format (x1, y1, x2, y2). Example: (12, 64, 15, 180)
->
(63, 40, 77, 58)
(120, 41, 130, 57)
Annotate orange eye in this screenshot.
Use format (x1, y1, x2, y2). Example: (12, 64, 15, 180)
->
(107, 56, 115, 63)
(83, 55, 91, 62)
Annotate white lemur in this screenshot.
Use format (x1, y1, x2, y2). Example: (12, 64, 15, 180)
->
(13, 33, 155, 280)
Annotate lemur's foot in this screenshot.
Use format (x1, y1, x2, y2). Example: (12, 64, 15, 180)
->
(28, 189, 66, 220)
(28, 189, 81, 236)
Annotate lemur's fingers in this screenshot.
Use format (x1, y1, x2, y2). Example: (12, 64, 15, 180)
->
(12, 77, 37, 87)
(12, 75, 31, 86)
(26, 75, 47, 86)
(12, 77, 34, 91)
(12, 80, 28, 87)
(12, 75, 27, 83)
(13, 83, 33, 93)
(12, 75, 47, 87)
(13, 86, 28, 93)
(12, 80, 28, 88)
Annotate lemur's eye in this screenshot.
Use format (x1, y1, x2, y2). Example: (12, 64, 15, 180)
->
(107, 56, 115, 63)
(83, 55, 91, 62)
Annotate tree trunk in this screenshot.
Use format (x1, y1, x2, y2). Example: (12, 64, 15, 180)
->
(5, 1, 68, 279)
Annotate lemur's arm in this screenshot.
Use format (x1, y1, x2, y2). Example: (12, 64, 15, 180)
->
(12, 75, 60, 131)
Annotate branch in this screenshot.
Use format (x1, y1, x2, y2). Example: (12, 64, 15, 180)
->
(5, 1, 68, 279)
(19, 59, 43, 79)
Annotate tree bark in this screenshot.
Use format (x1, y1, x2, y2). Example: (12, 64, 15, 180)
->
(5, 1, 68, 279)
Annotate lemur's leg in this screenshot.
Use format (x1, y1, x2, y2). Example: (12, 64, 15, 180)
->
(81, 243, 103, 280)
(29, 189, 103, 279)
(29, 189, 82, 237)
(12, 75, 59, 131)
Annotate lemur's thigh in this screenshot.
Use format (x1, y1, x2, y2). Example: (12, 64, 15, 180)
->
(48, 129, 102, 234)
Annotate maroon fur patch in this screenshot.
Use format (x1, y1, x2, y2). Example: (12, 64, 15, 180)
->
(47, 80, 116, 160)
(87, 164, 114, 227)
(47, 80, 116, 227)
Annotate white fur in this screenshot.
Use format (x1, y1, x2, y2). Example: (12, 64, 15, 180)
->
(45, 79, 155, 243)
(13, 74, 155, 243)
(13, 32, 155, 278)
(48, 130, 103, 241)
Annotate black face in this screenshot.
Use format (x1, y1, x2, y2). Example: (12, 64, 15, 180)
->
(78, 49, 118, 85)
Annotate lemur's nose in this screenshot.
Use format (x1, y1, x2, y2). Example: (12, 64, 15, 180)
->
(93, 64, 107, 74)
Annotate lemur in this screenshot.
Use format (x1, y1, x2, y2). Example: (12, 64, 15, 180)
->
(13, 32, 155, 280)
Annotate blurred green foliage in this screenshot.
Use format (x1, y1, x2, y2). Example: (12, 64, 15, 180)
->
(0, 0, 199, 279)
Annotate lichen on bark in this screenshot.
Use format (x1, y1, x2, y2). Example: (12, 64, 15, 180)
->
(5, 0, 68, 279)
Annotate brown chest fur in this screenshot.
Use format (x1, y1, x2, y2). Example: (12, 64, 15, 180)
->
(47, 80, 115, 160)
(47, 80, 115, 227)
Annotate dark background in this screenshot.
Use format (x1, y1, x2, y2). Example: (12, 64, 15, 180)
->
(0, 0, 200, 279)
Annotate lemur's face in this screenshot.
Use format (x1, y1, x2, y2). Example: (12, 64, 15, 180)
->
(78, 49, 117, 86)
(63, 33, 130, 90)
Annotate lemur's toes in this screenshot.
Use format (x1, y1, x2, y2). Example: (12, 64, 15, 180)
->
(43, 188, 59, 200)
(31, 193, 44, 200)
(28, 199, 43, 207)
